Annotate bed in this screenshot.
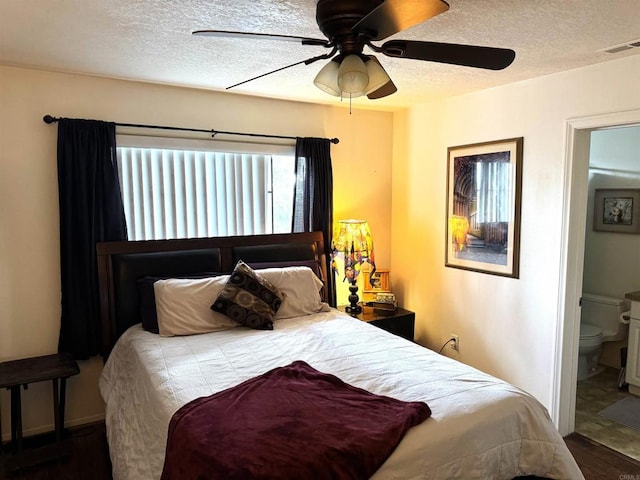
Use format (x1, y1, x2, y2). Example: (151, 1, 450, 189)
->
(97, 232, 584, 480)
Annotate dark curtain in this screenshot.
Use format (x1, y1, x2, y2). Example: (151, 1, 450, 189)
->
(292, 137, 336, 306)
(57, 118, 127, 359)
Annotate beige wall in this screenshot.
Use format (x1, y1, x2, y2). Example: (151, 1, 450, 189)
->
(391, 54, 640, 411)
(0, 65, 393, 439)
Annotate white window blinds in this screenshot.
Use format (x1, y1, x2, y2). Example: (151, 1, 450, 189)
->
(116, 136, 295, 241)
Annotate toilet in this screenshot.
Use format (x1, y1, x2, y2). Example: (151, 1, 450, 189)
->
(578, 293, 630, 381)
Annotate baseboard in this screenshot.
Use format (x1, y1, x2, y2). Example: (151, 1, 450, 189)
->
(1, 413, 105, 442)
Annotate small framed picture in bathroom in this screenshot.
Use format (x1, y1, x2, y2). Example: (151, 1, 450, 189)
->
(593, 188, 640, 233)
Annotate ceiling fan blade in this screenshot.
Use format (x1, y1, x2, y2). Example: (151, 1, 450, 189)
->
(381, 40, 516, 70)
(226, 50, 337, 90)
(193, 30, 330, 47)
(353, 0, 450, 41)
(367, 80, 398, 99)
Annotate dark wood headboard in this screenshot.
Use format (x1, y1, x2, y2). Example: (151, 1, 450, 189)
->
(96, 232, 329, 359)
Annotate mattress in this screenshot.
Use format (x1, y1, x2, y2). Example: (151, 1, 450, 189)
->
(99, 309, 584, 480)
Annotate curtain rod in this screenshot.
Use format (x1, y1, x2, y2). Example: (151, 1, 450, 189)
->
(42, 115, 339, 144)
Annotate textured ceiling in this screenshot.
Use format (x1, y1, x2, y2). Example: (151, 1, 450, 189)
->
(1, 0, 639, 110)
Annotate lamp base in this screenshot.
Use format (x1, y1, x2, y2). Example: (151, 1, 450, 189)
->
(346, 280, 362, 315)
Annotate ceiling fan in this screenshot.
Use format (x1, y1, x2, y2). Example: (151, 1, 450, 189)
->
(193, 0, 516, 100)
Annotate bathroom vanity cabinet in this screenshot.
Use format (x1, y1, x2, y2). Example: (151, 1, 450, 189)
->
(625, 291, 640, 396)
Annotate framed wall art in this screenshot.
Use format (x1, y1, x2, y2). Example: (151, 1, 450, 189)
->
(593, 188, 640, 234)
(445, 137, 523, 278)
(362, 268, 390, 302)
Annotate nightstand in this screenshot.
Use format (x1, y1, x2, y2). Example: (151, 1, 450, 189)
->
(0, 353, 80, 471)
(338, 305, 415, 341)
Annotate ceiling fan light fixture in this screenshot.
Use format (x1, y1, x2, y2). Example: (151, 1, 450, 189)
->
(363, 56, 391, 95)
(337, 54, 369, 93)
(197, 1, 516, 103)
(313, 59, 341, 96)
(343, 90, 366, 99)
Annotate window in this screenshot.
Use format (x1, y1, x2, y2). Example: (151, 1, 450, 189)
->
(116, 135, 295, 241)
(475, 159, 513, 223)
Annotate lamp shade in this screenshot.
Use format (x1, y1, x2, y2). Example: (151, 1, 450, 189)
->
(313, 59, 341, 96)
(333, 219, 375, 279)
(337, 55, 369, 93)
(364, 56, 391, 95)
(314, 55, 391, 99)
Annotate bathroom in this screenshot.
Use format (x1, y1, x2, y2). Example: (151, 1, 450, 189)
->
(575, 124, 640, 459)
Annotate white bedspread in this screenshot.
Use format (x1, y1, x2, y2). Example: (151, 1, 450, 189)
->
(99, 309, 584, 480)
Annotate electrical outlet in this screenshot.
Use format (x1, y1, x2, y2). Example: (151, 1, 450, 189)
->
(450, 334, 459, 351)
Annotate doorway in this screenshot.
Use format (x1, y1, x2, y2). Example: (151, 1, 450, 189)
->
(573, 125, 640, 459)
(555, 109, 640, 440)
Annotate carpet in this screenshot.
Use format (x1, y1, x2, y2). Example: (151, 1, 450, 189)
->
(599, 395, 640, 431)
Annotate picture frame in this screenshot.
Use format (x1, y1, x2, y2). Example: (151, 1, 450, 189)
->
(362, 269, 390, 302)
(363, 269, 390, 291)
(445, 137, 523, 278)
(593, 188, 640, 233)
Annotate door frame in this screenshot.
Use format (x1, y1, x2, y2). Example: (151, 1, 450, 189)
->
(555, 108, 640, 436)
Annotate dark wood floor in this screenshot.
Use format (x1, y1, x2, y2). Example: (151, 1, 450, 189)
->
(564, 432, 640, 479)
(0, 423, 111, 480)
(1, 423, 639, 479)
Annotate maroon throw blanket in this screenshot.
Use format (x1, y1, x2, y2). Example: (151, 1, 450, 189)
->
(161, 360, 431, 480)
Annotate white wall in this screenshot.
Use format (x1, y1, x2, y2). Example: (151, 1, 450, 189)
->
(391, 54, 640, 412)
(583, 126, 640, 367)
(584, 126, 640, 299)
(0, 65, 393, 439)
(583, 126, 640, 298)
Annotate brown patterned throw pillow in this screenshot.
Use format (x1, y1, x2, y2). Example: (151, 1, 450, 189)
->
(210, 260, 284, 330)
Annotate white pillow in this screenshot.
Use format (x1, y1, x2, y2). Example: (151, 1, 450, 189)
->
(256, 266, 329, 319)
(154, 276, 237, 336)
